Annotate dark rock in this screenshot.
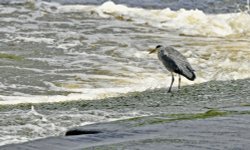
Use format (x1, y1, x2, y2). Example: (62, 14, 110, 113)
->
(65, 129, 102, 136)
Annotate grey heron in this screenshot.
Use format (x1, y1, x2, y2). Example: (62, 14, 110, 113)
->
(149, 45, 196, 92)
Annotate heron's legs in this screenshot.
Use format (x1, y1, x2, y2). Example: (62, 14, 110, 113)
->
(168, 72, 174, 93)
(178, 74, 181, 89)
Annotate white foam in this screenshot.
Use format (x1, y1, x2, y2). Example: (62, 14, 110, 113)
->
(56, 41, 82, 50)
(15, 36, 55, 44)
(0, 106, 151, 146)
(0, 71, 201, 105)
(58, 1, 250, 37)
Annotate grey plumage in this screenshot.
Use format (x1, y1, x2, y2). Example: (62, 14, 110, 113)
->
(150, 45, 196, 92)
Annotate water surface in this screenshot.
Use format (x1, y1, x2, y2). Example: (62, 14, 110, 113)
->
(0, 0, 250, 146)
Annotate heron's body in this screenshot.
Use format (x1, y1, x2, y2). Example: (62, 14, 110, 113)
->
(150, 45, 196, 92)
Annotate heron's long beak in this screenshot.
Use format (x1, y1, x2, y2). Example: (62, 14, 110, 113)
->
(148, 48, 157, 54)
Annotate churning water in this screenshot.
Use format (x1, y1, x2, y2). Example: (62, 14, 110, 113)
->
(0, 0, 249, 104)
(0, 0, 250, 146)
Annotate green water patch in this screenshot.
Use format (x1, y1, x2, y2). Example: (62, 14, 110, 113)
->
(116, 109, 227, 127)
(139, 110, 230, 126)
(241, 103, 250, 107)
(115, 109, 250, 127)
(0, 53, 23, 61)
(53, 82, 82, 89)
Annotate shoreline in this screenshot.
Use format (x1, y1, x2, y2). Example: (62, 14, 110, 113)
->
(0, 78, 250, 112)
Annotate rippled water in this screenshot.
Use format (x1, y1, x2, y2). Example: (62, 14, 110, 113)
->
(0, 106, 151, 145)
(0, 0, 250, 147)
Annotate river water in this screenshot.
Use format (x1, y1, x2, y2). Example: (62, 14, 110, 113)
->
(0, 0, 250, 147)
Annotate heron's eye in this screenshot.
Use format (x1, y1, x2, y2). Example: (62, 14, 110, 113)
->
(156, 45, 162, 49)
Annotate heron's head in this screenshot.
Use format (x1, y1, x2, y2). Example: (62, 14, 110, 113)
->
(149, 45, 163, 54)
